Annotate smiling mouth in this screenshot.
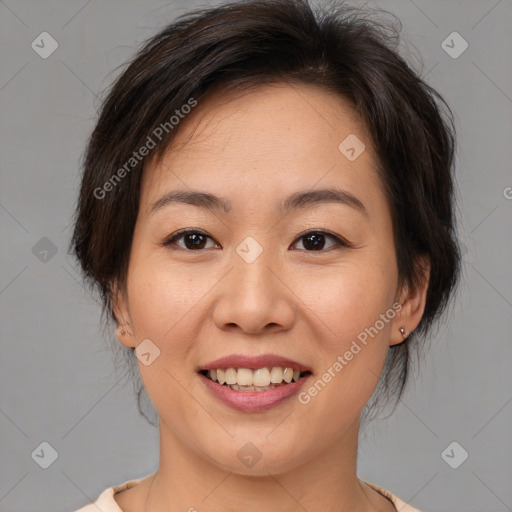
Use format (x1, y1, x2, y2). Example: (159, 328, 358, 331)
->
(199, 367, 313, 392)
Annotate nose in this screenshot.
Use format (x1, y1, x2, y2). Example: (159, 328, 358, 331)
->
(211, 243, 296, 335)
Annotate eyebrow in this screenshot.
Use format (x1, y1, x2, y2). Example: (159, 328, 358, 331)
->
(149, 187, 367, 217)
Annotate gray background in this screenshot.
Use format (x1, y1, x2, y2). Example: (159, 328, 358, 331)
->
(1, 0, 511, 511)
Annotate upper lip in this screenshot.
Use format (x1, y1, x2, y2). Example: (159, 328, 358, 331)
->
(197, 354, 312, 373)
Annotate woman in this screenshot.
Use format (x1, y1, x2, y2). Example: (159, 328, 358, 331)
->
(71, 0, 460, 510)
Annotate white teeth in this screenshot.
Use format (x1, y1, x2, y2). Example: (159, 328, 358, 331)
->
(270, 367, 283, 383)
(237, 368, 253, 386)
(283, 368, 294, 383)
(253, 368, 271, 387)
(204, 366, 306, 388)
(225, 368, 237, 385)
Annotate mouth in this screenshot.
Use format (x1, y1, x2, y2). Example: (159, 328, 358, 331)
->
(198, 367, 313, 392)
(196, 354, 313, 411)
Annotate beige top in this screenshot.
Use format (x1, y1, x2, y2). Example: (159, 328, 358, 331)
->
(74, 476, 421, 511)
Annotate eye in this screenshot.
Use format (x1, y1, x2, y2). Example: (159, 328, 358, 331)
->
(162, 229, 219, 250)
(291, 230, 351, 251)
(161, 228, 352, 252)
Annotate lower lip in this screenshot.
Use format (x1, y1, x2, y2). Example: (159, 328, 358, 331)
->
(198, 372, 311, 412)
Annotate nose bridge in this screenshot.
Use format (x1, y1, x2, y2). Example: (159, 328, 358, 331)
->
(212, 235, 294, 333)
(231, 234, 279, 299)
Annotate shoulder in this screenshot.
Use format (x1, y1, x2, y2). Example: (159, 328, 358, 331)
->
(74, 476, 421, 512)
(73, 476, 147, 512)
(362, 480, 423, 512)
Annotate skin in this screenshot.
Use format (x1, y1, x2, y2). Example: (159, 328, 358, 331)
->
(112, 82, 429, 512)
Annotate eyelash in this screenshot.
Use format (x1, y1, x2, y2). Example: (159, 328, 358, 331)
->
(161, 228, 353, 252)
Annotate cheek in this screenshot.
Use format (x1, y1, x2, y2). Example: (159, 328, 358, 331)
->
(300, 259, 397, 407)
(308, 258, 397, 344)
(126, 251, 207, 337)
(123, 256, 213, 392)
(124, 260, 202, 414)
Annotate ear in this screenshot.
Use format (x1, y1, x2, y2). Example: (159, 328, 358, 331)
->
(390, 256, 430, 346)
(111, 280, 137, 348)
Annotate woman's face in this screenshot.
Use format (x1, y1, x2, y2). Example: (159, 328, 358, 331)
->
(114, 83, 421, 475)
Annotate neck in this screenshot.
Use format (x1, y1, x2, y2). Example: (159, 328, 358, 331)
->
(143, 416, 385, 512)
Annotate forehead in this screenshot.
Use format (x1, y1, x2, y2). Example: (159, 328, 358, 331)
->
(140, 82, 382, 216)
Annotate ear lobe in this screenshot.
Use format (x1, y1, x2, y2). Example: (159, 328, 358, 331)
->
(390, 257, 430, 346)
(111, 281, 136, 348)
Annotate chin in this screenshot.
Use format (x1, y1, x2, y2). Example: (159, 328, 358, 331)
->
(196, 436, 311, 477)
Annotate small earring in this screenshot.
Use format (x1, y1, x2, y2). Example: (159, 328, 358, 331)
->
(399, 326, 407, 338)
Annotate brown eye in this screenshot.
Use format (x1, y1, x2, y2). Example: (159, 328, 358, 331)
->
(163, 229, 218, 250)
(291, 230, 350, 251)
